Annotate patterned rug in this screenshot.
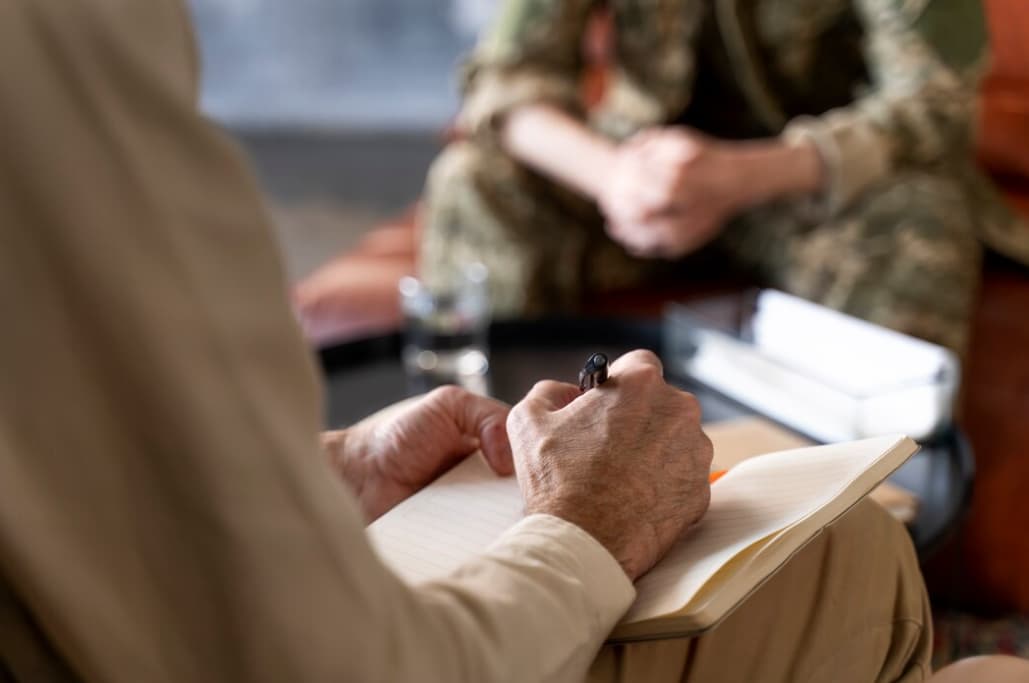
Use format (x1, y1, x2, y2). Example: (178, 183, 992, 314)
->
(933, 609, 1029, 670)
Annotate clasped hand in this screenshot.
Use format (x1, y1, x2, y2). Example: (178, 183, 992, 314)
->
(328, 351, 712, 581)
(598, 127, 745, 259)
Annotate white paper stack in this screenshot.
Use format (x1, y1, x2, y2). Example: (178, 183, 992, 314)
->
(664, 290, 959, 443)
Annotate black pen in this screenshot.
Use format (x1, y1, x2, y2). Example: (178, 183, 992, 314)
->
(578, 352, 609, 392)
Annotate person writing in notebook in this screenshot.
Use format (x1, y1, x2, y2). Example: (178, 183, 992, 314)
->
(0, 2, 931, 682)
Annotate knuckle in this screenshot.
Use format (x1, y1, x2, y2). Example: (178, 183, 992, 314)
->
(530, 378, 563, 401)
(621, 348, 662, 369)
(679, 391, 701, 414)
(638, 348, 663, 365)
(529, 379, 559, 397)
(506, 404, 529, 432)
(428, 384, 466, 405)
(613, 349, 666, 386)
(697, 432, 715, 466)
(637, 363, 664, 382)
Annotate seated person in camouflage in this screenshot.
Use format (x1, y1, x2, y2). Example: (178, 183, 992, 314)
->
(419, 0, 1013, 356)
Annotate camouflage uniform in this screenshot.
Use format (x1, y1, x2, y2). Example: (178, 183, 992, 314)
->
(422, 0, 1022, 355)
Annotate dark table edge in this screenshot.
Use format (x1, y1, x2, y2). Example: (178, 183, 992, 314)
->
(317, 316, 975, 560)
(318, 317, 663, 372)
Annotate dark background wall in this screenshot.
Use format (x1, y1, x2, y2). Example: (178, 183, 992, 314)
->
(184, 0, 495, 277)
(187, 0, 486, 130)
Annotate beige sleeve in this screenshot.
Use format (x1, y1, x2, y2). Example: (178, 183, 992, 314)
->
(0, 2, 633, 682)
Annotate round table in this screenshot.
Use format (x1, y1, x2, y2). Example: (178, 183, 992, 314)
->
(319, 317, 974, 560)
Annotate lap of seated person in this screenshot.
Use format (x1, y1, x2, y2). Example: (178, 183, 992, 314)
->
(422, 138, 983, 355)
(411, 0, 1026, 358)
(592, 497, 931, 682)
(295, 0, 1029, 357)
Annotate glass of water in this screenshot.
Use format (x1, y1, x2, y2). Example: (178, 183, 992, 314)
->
(398, 262, 491, 395)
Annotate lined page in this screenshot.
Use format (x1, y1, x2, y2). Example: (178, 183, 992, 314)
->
(369, 435, 910, 623)
(623, 435, 907, 622)
(368, 454, 522, 583)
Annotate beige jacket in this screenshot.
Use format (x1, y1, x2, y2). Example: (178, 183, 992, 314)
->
(0, 2, 634, 681)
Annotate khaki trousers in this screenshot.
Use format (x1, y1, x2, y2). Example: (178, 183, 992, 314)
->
(590, 499, 932, 682)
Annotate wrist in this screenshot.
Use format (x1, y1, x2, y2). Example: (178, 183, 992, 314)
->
(321, 428, 371, 495)
(590, 144, 621, 203)
(731, 137, 825, 208)
(502, 103, 619, 202)
(527, 501, 652, 580)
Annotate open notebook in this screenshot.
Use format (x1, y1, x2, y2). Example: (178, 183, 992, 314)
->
(368, 434, 918, 642)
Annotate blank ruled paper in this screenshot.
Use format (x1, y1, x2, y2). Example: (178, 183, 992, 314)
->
(368, 454, 523, 583)
(368, 435, 909, 624)
(624, 436, 903, 621)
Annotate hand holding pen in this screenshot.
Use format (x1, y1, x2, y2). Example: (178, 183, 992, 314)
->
(576, 351, 725, 484)
(506, 349, 714, 579)
(578, 352, 609, 392)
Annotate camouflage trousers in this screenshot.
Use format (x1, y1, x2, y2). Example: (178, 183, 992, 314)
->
(421, 140, 982, 355)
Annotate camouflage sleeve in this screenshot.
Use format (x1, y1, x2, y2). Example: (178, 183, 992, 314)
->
(782, 0, 989, 215)
(457, 0, 597, 143)
(591, 0, 702, 139)
(458, 0, 700, 143)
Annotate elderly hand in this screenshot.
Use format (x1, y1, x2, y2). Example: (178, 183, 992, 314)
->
(507, 350, 713, 580)
(323, 386, 512, 522)
(598, 127, 746, 259)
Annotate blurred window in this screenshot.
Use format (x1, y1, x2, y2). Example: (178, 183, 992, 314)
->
(187, 0, 495, 130)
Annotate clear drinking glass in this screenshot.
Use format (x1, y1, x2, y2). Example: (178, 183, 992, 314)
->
(398, 262, 491, 395)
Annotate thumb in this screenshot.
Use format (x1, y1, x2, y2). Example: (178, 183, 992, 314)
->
(645, 133, 701, 165)
(437, 388, 514, 477)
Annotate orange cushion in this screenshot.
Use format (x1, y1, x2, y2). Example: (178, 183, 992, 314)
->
(978, 0, 1029, 195)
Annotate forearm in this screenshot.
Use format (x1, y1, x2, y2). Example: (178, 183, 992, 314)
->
(502, 105, 825, 209)
(320, 425, 400, 524)
(730, 136, 826, 209)
(321, 429, 369, 503)
(501, 103, 617, 200)
(779, 0, 987, 213)
(319, 398, 421, 523)
(394, 516, 636, 682)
